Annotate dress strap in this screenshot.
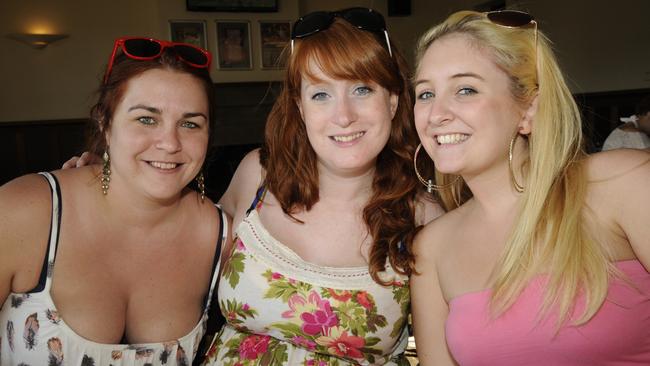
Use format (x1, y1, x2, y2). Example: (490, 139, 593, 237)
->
(203, 204, 228, 312)
(245, 185, 267, 215)
(35, 172, 62, 293)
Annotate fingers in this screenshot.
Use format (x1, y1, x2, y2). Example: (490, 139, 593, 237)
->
(77, 151, 92, 167)
(62, 156, 81, 169)
(61, 151, 100, 169)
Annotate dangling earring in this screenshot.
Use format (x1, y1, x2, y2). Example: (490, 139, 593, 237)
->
(196, 172, 205, 202)
(101, 150, 111, 195)
(413, 143, 461, 193)
(508, 133, 525, 193)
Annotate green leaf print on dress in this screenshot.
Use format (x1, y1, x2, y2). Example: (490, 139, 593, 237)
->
(223, 239, 247, 288)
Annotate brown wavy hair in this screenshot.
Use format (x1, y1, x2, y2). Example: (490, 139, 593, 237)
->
(259, 19, 420, 284)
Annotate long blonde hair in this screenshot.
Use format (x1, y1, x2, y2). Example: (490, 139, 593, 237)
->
(415, 10, 613, 325)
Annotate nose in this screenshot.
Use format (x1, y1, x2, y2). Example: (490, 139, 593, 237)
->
(155, 125, 182, 153)
(427, 97, 453, 127)
(333, 96, 358, 127)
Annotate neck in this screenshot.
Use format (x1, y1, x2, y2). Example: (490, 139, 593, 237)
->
(317, 165, 375, 205)
(97, 176, 185, 229)
(462, 144, 528, 218)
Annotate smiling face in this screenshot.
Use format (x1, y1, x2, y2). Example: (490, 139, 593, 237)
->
(105, 68, 209, 201)
(297, 62, 398, 177)
(413, 34, 531, 180)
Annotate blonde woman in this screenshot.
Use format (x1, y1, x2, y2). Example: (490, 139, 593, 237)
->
(410, 10, 649, 365)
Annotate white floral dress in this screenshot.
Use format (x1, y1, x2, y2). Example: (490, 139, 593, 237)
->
(203, 194, 411, 366)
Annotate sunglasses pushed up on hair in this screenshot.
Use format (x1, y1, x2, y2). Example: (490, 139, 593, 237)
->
(485, 10, 538, 83)
(290, 7, 392, 57)
(103, 37, 212, 83)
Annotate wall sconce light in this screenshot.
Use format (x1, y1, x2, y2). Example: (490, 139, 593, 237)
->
(6, 33, 69, 49)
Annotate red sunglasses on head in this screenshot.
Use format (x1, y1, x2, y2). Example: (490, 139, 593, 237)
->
(103, 37, 212, 83)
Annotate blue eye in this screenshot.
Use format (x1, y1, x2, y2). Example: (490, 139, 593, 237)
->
(137, 116, 155, 125)
(311, 92, 329, 101)
(417, 91, 434, 101)
(354, 86, 373, 96)
(458, 87, 477, 96)
(181, 121, 200, 129)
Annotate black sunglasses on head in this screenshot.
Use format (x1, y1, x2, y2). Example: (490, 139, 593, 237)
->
(290, 7, 392, 57)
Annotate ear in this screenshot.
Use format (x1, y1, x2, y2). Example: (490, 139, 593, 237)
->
(518, 94, 538, 135)
(389, 93, 399, 119)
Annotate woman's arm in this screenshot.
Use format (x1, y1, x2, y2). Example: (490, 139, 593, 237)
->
(0, 175, 52, 304)
(605, 150, 650, 266)
(410, 223, 458, 366)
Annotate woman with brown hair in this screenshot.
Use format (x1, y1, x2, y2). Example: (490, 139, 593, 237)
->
(0, 37, 228, 365)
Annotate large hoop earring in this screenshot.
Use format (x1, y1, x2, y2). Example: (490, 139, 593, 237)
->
(413, 143, 461, 193)
(196, 172, 206, 202)
(101, 150, 111, 195)
(508, 133, 525, 193)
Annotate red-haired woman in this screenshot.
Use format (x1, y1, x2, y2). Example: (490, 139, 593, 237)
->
(204, 8, 443, 365)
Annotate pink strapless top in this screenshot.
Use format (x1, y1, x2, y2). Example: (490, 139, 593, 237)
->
(446, 260, 650, 366)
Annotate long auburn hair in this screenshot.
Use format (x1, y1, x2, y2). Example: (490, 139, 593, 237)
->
(260, 19, 420, 284)
(415, 11, 611, 326)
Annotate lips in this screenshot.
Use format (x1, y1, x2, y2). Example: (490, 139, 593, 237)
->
(330, 131, 365, 143)
(435, 133, 469, 145)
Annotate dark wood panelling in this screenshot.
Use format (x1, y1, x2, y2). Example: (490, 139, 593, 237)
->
(574, 88, 650, 152)
(0, 119, 88, 185)
(0, 82, 280, 199)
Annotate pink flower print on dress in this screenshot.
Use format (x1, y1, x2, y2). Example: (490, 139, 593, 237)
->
(236, 238, 246, 251)
(300, 294, 338, 336)
(23, 313, 39, 350)
(356, 291, 373, 310)
(292, 335, 317, 350)
(238, 334, 270, 360)
(305, 360, 328, 366)
(271, 272, 284, 280)
(317, 330, 366, 359)
(327, 289, 352, 302)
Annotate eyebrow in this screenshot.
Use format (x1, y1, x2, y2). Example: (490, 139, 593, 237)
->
(414, 72, 485, 87)
(128, 104, 161, 114)
(183, 112, 208, 120)
(128, 105, 207, 120)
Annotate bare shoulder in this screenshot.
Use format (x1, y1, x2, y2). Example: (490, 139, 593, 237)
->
(413, 206, 462, 269)
(0, 174, 52, 227)
(414, 193, 446, 226)
(586, 149, 650, 184)
(0, 174, 53, 298)
(219, 148, 264, 224)
(584, 150, 649, 264)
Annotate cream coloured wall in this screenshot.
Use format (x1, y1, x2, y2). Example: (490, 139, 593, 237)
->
(1, 0, 648, 123)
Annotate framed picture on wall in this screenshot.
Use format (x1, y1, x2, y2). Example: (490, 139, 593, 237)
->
(169, 20, 207, 49)
(187, 0, 278, 12)
(215, 21, 252, 70)
(259, 21, 290, 69)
